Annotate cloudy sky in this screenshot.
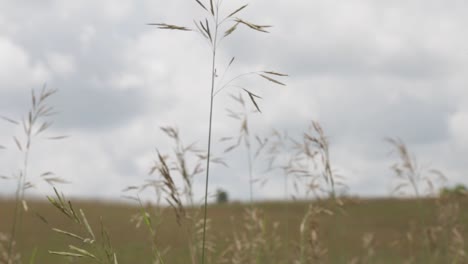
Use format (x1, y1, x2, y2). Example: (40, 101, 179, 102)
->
(0, 0, 467, 203)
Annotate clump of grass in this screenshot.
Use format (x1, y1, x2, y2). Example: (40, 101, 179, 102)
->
(348, 233, 376, 264)
(385, 138, 467, 263)
(266, 120, 348, 202)
(290, 121, 346, 200)
(47, 188, 119, 264)
(386, 138, 445, 197)
(0, 85, 66, 263)
(157, 126, 205, 206)
(149, 1, 286, 262)
(262, 121, 346, 261)
(0, 233, 20, 264)
(294, 204, 331, 264)
(290, 121, 352, 263)
(141, 201, 167, 264)
(147, 127, 208, 263)
(127, 126, 220, 263)
(221, 92, 269, 204)
(218, 208, 281, 264)
(123, 155, 169, 263)
(150, 150, 186, 226)
(431, 191, 467, 262)
(448, 227, 466, 263)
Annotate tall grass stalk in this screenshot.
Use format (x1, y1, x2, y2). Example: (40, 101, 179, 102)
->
(201, 4, 219, 261)
(148, 127, 208, 263)
(2, 85, 61, 262)
(264, 129, 294, 257)
(387, 138, 448, 263)
(223, 93, 266, 204)
(149, 1, 286, 262)
(47, 188, 120, 264)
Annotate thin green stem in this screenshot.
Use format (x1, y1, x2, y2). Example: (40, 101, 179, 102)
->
(201, 4, 219, 264)
(284, 170, 289, 258)
(247, 138, 253, 204)
(8, 129, 32, 261)
(8, 172, 22, 259)
(213, 71, 261, 97)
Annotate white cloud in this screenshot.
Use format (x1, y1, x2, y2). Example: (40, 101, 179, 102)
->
(0, 37, 49, 88)
(449, 111, 468, 149)
(79, 25, 96, 51)
(46, 52, 76, 76)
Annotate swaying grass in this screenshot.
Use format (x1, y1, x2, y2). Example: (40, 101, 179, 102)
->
(0, 85, 67, 264)
(149, 1, 286, 262)
(2, 84, 467, 264)
(222, 92, 268, 204)
(47, 188, 119, 264)
(1, 2, 468, 264)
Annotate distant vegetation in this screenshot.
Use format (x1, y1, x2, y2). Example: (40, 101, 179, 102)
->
(215, 189, 229, 204)
(440, 184, 468, 198)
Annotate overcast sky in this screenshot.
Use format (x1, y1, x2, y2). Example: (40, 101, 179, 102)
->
(0, 0, 467, 203)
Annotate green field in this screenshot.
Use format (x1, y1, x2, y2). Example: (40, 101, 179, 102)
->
(1, 197, 467, 263)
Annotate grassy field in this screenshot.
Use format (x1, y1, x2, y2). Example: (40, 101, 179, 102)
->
(4, 1, 466, 263)
(1, 197, 467, 263)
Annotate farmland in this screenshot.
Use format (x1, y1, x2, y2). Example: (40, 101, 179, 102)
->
(1, 197, 467, 263)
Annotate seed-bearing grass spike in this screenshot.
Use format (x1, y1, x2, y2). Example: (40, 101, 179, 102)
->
(148, 0, 286, 263)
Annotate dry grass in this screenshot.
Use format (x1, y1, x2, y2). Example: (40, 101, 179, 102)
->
(2, 1, 468, 264)
(217, 207, 281, 264)
(0, 85, 67, 263)
(1, 198, 467, 263)
(149, 0, 286, 262)
(2, 88, 467, 263)
(386, 138, 446, 197)
(47, 188, 119, 263)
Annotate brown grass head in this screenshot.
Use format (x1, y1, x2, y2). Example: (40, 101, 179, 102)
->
(386, 137, 447, 197)
(149, 150, 185, 226)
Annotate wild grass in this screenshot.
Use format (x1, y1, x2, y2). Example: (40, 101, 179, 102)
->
(149, 1, 286, 262)
(47, 188, 119, 264)
(1, 1, 468, 264)
(1, 85, 67, 264)
(1, 198, 467, 263)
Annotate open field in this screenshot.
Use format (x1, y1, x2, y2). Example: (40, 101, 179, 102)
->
(1, 197, 467, 263)
(1, 1, 468, 263)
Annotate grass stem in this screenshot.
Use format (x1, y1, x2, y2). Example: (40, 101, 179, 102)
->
(201, 3, 219, 263)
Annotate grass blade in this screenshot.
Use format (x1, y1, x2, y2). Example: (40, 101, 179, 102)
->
(29, 247, 38, 264)
(263, 71, 288, 77)
(194, 0, 207, 11)
(47, 135, 69, 140)
(49, 251, 85, 258)
(148, 23, 191, 31)
(80, 209, 96, 240)
(234, 18, 271, 33)
(194, 20, 210, 39)
(259, 74, 286, 86)
(0, 115, 19, 125)
(52, 228, 86, 242)
(22, 200, 28, 212)
(35, 121, 53, 136)
(69, 245, 97, 259)
(13, 137, 22, 151)
(226, 4, 248, 18)
(224, 22, 239, 37)
(242, 89, 262, 113)
(205, 19, 212, 41)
